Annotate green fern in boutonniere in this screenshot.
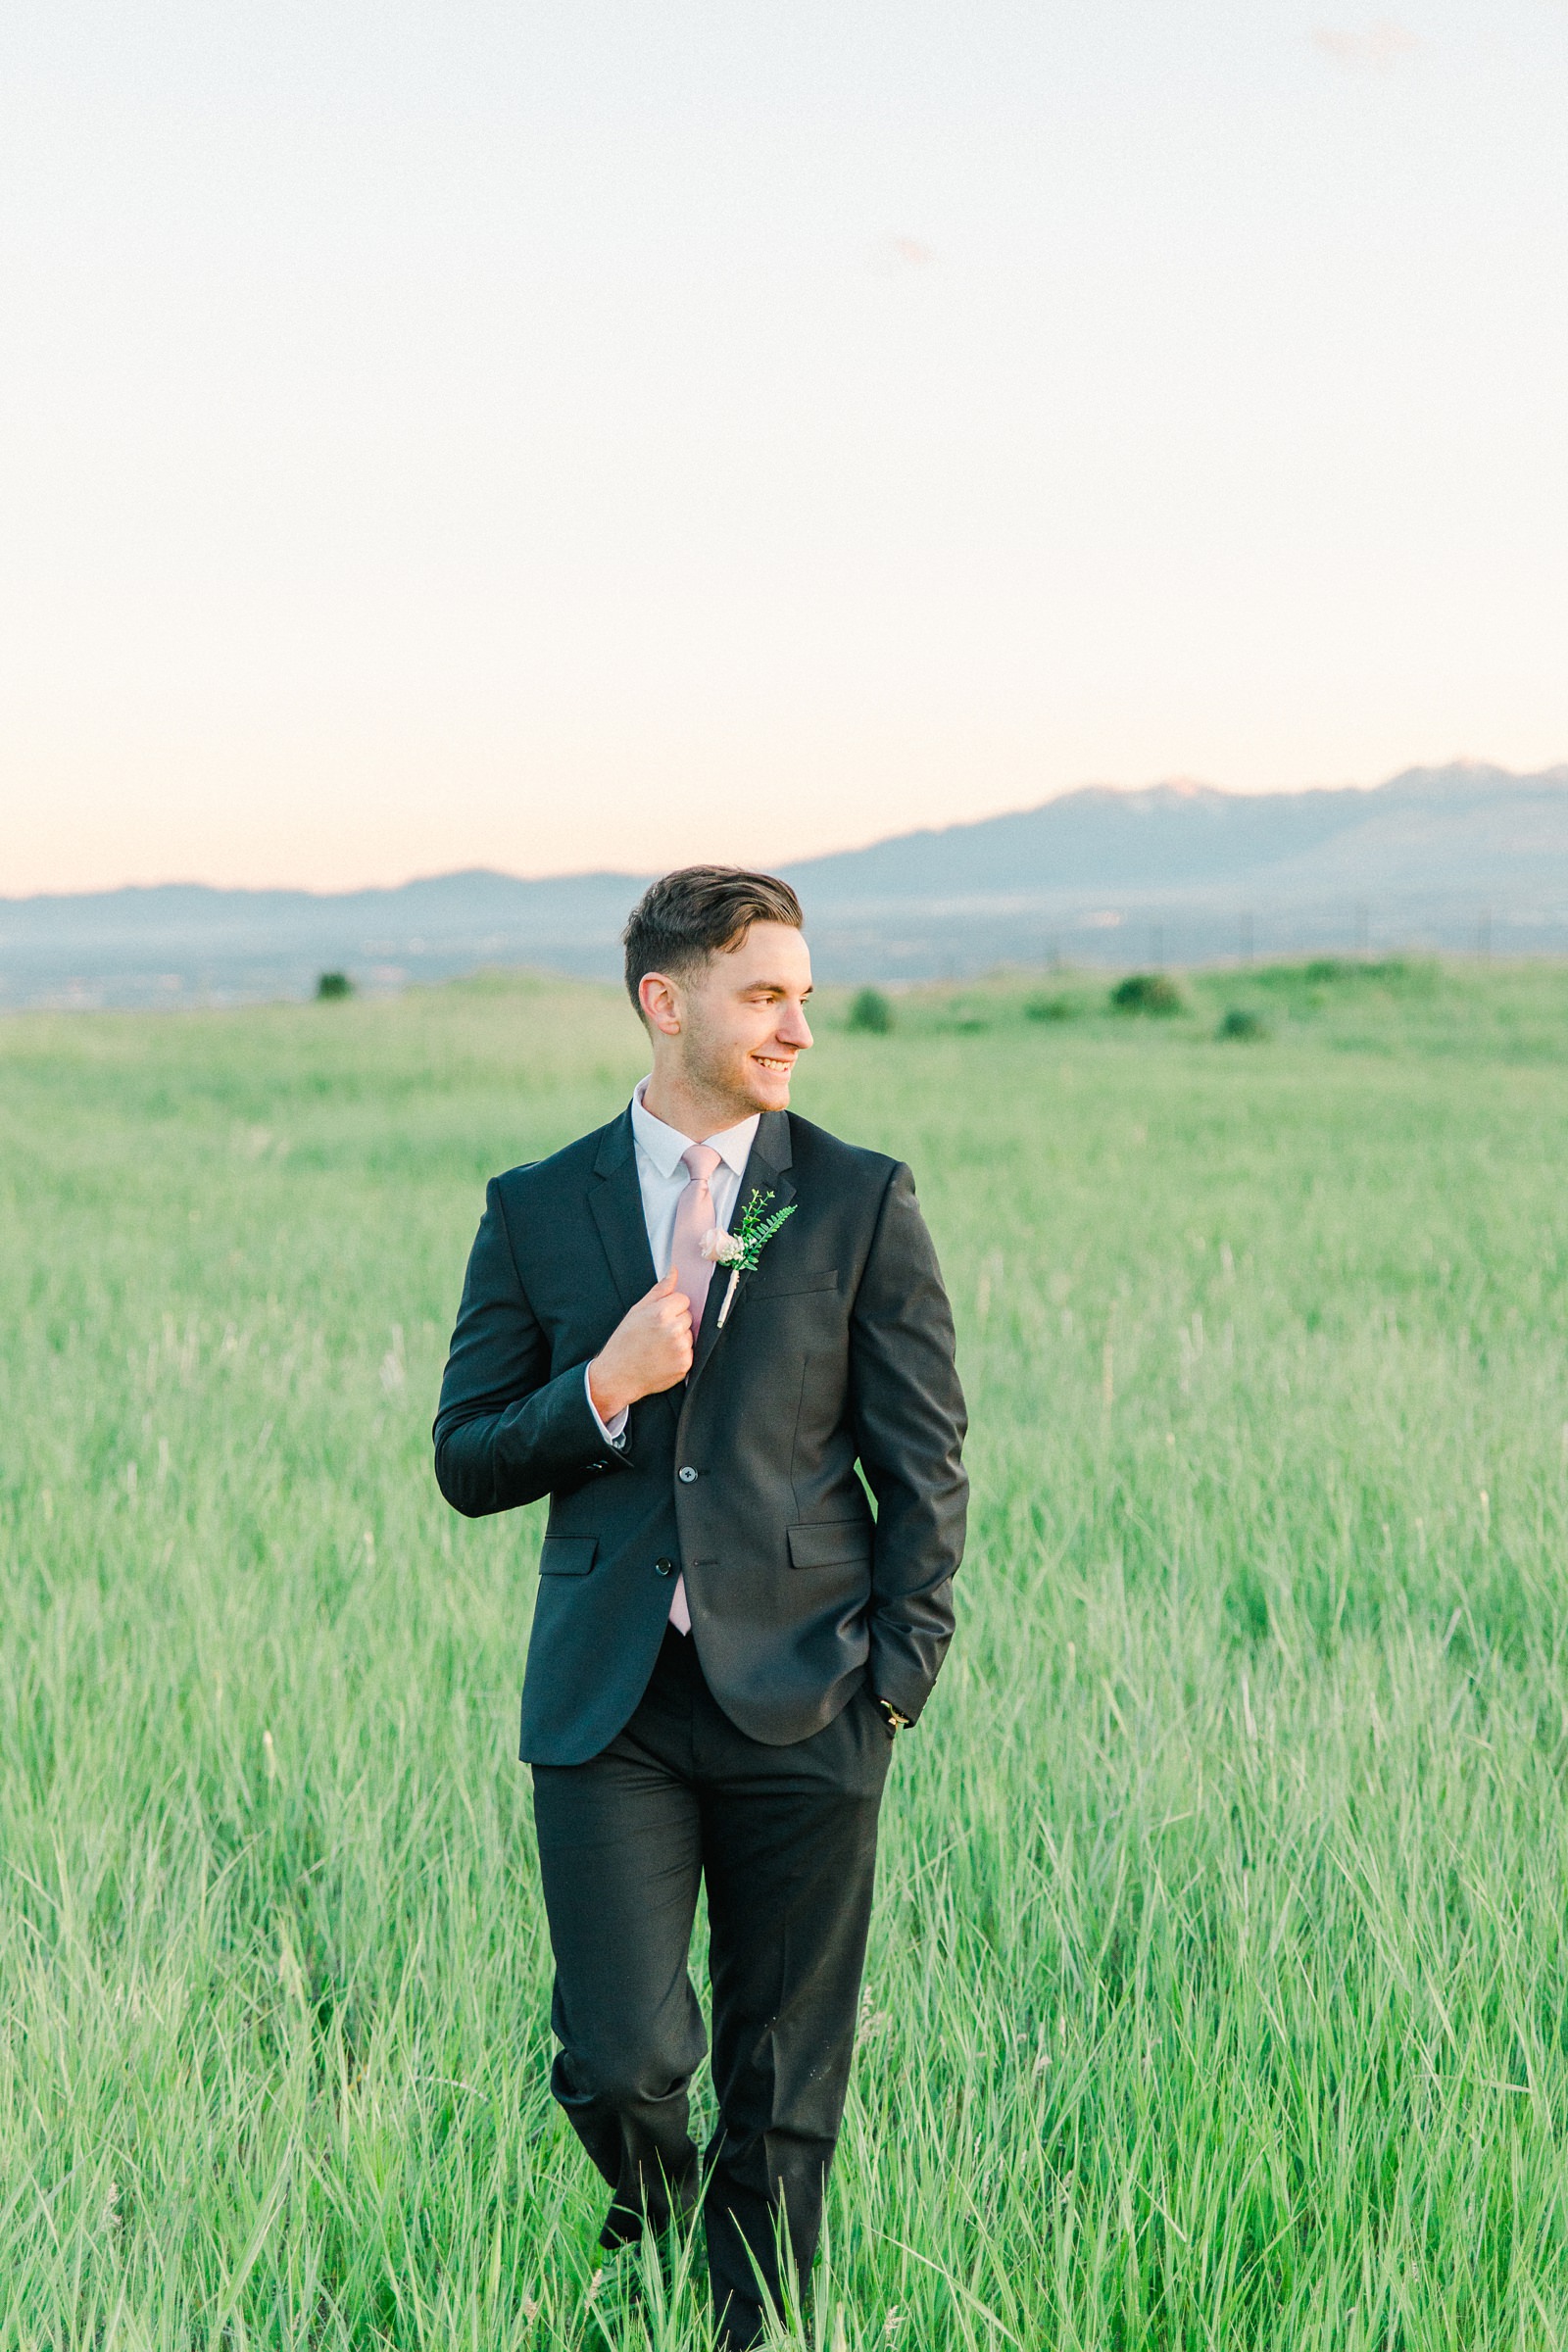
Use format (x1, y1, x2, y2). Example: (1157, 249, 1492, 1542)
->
(701, 1188, 796, 1327)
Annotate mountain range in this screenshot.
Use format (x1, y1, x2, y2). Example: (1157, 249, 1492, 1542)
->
(4, 760, 1567, 1008)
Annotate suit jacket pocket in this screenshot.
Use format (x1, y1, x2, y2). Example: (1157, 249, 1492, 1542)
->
(787, 1521, 873, 1570)
(747, 1267, 840, 1301)
(540, 1536, 598, 1577)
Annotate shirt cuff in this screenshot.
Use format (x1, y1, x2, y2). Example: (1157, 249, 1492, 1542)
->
(584, 1363, 628, 1446)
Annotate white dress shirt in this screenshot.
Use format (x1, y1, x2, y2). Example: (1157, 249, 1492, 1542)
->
(584, 1080, 759, 1635)
(584, 1079, 760, 1447)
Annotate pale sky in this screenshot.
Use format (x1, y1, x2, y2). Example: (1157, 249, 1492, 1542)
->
(3, 1, 1565, 896)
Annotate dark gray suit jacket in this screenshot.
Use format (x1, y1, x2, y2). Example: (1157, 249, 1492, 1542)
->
(433, 1105, 967, 1767)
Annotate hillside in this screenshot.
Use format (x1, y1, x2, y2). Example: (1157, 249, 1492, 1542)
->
(3, 760, 1566, 1006)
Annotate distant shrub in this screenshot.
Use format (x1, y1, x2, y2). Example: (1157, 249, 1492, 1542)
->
(1251, 956, 1433, 996)
(847, 987, 893, 1035)
(1025, 993, 1079, 1022)
(316, 971, 354, 1001)
(1109, 972, 1184, 1017)
(1217, 1006, 1269, 1042)
(1303, 956, 1411, 986)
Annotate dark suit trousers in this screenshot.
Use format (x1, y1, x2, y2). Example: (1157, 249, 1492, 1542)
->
(531, 1625, 891, 2350)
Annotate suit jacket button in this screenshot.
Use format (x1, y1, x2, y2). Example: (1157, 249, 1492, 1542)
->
(678, 1465, 698, 1484)
(654, 1556, 675, 1577)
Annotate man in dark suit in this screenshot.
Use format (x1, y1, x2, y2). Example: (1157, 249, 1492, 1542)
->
(433, 867, 967, 2348)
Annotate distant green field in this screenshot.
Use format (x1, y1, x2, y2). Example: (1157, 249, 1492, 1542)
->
(4, 958, 1568, 2349)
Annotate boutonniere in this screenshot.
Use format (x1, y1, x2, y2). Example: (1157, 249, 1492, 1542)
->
(702, 1188, 796, 1327)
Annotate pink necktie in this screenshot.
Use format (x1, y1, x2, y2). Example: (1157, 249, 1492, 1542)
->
(665, 1144, 722, 1636)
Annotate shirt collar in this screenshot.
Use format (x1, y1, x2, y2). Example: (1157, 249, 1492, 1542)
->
(630, 1077, 759, 1182)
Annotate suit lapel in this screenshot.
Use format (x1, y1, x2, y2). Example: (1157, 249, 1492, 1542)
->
(588, 1110, 658, 1311)
(687, 1109, 795, 1392)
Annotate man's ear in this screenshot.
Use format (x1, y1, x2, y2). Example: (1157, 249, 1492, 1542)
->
(638, 971, 682, 1037)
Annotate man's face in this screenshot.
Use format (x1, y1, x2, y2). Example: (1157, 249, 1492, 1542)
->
(672, 921, 814, 1118)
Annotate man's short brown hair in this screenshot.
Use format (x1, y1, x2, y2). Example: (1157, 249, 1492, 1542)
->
(622, 865, 803, 1013)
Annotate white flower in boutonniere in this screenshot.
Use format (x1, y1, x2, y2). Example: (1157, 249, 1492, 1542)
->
(702, 1188, 796, 1327)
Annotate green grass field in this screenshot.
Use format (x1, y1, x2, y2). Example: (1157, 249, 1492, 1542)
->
(5, 957, 1568, 2349)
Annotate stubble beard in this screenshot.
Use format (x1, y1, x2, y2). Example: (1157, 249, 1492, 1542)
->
(679, 1010, 775, 1126)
